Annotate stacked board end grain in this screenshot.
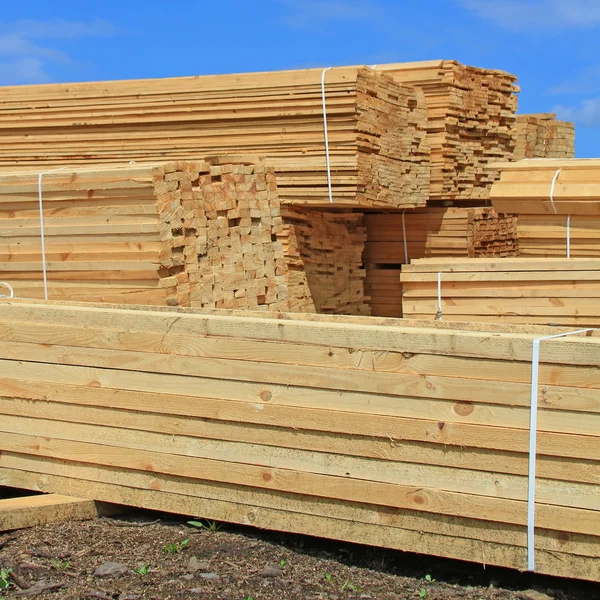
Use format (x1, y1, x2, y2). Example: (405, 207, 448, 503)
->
(0, 300, 598, 582)
(0, 157, 289, 311)
(401, 257, 600, 326)
(376, 60, 519, 202)
(512, 114, 575, 160)
(0, 66, 430, 209)
(279, 207, 368, 315)
(364, 208, 518, 317)
(490, 159, 600, 257)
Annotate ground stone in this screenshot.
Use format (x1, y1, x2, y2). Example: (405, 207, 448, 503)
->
(93, 561, 129, 578)
(261, 565, 282, 577)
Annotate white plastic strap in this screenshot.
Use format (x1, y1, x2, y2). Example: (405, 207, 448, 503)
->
(549, 169, 561, 214)
(321, 67, 334, 204)
(0, 282, 14, 298)
(401, 210, 408, 264)
(566, 215, 571, 258)
(527, 328, 597, 572)
(38, 168, 67, 300)
(435, 272, 442, 320)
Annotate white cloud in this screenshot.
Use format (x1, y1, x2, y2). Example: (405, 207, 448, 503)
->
(554, 98, 600, 127)
(279, 0, 383, 28)
(457, 0, 600, 31)
(0, 18, 116, 84)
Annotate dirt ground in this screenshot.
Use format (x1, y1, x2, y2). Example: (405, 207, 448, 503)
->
(0, 510, 598, 600)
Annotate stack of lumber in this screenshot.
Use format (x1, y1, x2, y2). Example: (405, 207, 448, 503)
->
(375, 60, 519, 202)
(512, 114, 575, 160)
(0, 300, 597, 582)
(0, 158, 289, 310)
(0, 67, 431, 209)
(490, 158, 600, 215)
(490, 159, 600, 257)
(279, 208, 368, 315)
(400, 257, 600, 326)
(517, 215, 600, 257)
(363, 208, 518, 317)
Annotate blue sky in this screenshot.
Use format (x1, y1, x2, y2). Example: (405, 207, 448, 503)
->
(0, 0, 598, 157)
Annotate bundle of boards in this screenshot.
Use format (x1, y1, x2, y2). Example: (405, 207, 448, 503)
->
(279, 207, 368, 315)
(0, 158, 289, 310)
(0, 300, 597, 582)
(375, 60, 519, 202)
(400, 257, 600, 326)
(0, 66, 430, 209)
(491, 159, 600, 258)
(512, 114, 575, 161)
(363, 207, 518, 317)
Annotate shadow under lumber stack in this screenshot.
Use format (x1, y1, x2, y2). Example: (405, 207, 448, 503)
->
(364, 208, 519, 317)
(0, 67, 430, 210)
(0, 158, 289, 310)
(512, 114, 575, 160)
(279, 207, 368, 315)
(490, 158, 600, 258)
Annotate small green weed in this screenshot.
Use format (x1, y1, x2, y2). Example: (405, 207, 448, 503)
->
(341, 580, 361, 592)
(279, 559, 288, 568)
(50, 559, 71, 570)
(187, 519, 221, 532)
(324, 571, 333, 582)
(162, 538, 190, 554)
(418, 588, 428, 599)
(134, 563, 151, 576)
(425, 574, 436, 583)
(0, 568, 12, 590)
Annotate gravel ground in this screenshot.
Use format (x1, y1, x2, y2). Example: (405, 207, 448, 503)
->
(0, 509, 598, 600)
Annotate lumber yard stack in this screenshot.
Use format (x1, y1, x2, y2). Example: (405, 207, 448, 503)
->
(490, 159, 600, 257)
(0, 301, 597, 582)
(0, 66, 430, 210)
(363, 208, 518, 317)
(512, 114, 575, 160)
(400, 257, 600, 326)
(376, 60, 519, 202)
(279, 208, 368, 315)
(0, 158, 289, 310)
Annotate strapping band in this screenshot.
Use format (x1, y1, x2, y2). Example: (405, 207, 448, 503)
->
(527, 328, 597, 571)
(549, 169, 561, 214)
(435, 272, 442, 320)
(0, 282, 14, 298)
(38, 167, 67, 300)
(321, 67, 334, 204)
(402, 210, 408, 264)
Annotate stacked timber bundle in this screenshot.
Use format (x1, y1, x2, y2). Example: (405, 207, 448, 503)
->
(0, 67, 430, 209)
(0, 301, 598, 582)
(376, 60, 519, 202)
(512, 114, 575, 160)
(400, 257, 600, 326)
(279, 208, 368, 315)
(363, 208, 518, 317)
(490, 159, 600, 257)
(0, 158, 289, 310)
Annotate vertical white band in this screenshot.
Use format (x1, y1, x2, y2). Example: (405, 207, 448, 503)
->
(321, 67, 334, 204)
(527, 328, 597, 572)
(435, 272, 442, 320)
(549, 169, 561, 214)
(38, 167, 67, 301)
(402, 210, 408, 264)
(566, 215, 571, 258)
